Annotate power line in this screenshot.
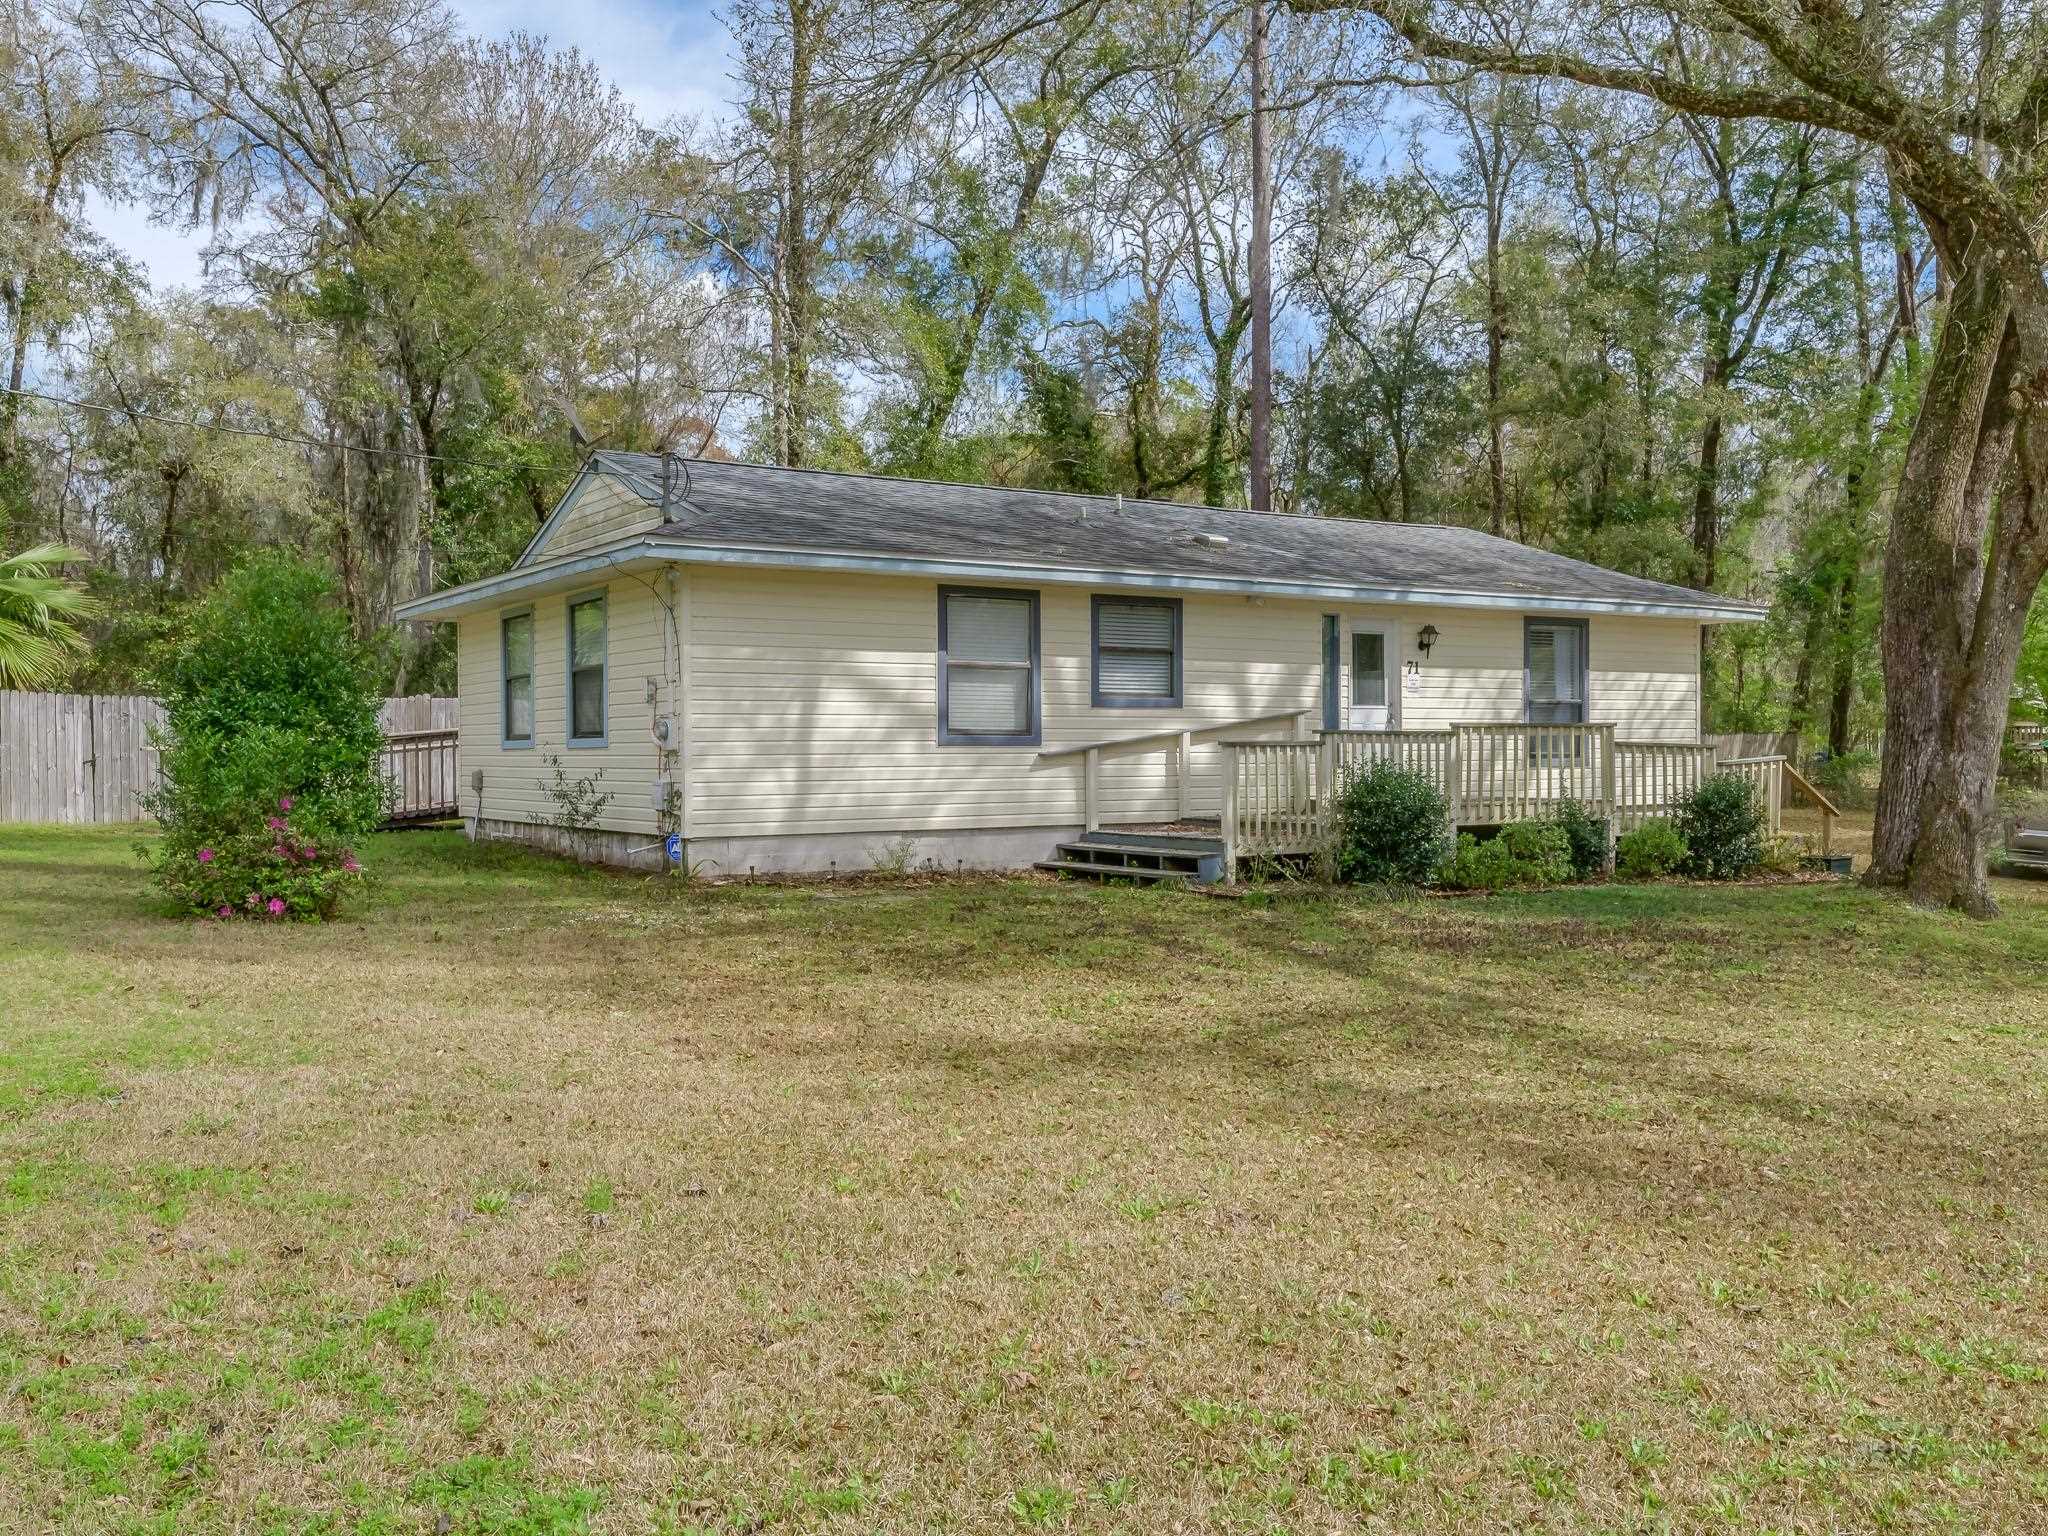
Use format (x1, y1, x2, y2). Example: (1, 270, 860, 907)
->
(1, 384, 521, 472)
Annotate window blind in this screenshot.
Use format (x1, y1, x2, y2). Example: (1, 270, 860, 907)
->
(943, 591, 1034, 737)
(1094, 598, 1178, 703)
(1527, 621, 1586, 725)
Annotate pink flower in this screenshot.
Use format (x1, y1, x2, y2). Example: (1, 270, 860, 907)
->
(245, 892, 260, 908)
(266, 897, 286, 916)
(266, 816, 286, 832)
(216, 905, 232, 918)
(272, 843, 288, 859)
(342, 856, 361, 873)
(278, 797, 293, 812)
(197, 847, 215, 864)
(302, 844, 316, 858)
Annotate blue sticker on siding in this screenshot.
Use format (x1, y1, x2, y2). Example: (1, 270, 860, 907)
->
(664, 833, 683, 864)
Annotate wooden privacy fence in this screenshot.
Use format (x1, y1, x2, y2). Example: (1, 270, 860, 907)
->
(1221, 721, 1824, 872)
(0, 692, 166, 824)
(1707, 730, 1801, 764)
(1, 692, 456, 825)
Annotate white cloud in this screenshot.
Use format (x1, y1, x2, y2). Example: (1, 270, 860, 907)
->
(450, 0, 735, 127)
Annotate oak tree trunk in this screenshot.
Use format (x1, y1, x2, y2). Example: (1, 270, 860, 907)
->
(1868, 249, 2048, 914)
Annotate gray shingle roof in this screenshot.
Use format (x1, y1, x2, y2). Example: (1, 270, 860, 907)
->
(585, 451, 1761, 618)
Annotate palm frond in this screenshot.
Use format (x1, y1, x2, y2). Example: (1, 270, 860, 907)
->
(0, 545, 101, 691)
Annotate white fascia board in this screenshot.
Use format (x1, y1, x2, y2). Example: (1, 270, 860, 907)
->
(398, 534, 1768, 625)
(395, 545, 670, 619)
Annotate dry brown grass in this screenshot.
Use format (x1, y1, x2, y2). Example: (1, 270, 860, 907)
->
(2, 825, 2046, 1534)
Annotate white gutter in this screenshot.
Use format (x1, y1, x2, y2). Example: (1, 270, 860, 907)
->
(397, 535, 1768, 625)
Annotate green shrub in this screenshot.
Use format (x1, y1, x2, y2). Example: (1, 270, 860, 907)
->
(1809, 750, 1879, 810)
(1333, 761, 1451, 885)
(1758, 835, 1807, 876)
(1549, 799, 1609, 879)
(1615, 818, 1689, 878)
(2001, 735, 2048, 789)
(144, 555, 386, 919)
(1437, 820, 1575, 891)
(1675, 772, 1766, 880)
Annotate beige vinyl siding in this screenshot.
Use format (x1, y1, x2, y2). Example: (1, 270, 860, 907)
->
(1588, 617, 1701, 743)
(1336, 608, 1698, 741)
(530, 474, 664, 561)
(683, 570, 1320, 837)
(450, 562, 1705, 846)
(455, 576, 666, 835)
(1338, 607, 1522, 731)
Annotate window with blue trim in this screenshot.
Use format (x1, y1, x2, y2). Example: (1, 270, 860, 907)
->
(1525, 617, 1588, 765)
(567, 594, 607, 742)
(1092, 595, 1181, 707)
(502, 611, 534, 745)
(1525, 619, 1587, 724)
(938, 587, 1039, 745)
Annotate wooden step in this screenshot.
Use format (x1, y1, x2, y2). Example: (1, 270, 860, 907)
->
(1035, 858, 1192, 884)
(1061, 843, 1201, 870)
(1061, 834, 1224, 883)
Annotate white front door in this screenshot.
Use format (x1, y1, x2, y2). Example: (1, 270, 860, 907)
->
(1347, 624, 1394, 730)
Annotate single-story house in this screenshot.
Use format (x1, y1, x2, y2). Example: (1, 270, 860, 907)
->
(395, 453, 1767, 878)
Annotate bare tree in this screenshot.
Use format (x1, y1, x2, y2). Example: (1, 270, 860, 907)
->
(1247, 0, 1273, 509)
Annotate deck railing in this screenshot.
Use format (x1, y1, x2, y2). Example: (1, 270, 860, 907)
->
(1222, 722, 1797, 874)
(1613, 739, 1714, 831)
(380, 728, 461, 823)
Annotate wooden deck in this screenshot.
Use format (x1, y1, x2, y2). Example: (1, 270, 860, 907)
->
(1220, 722, 1828, 874)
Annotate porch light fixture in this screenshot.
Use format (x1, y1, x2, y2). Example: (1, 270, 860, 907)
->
(1417, 623, 1440, 658)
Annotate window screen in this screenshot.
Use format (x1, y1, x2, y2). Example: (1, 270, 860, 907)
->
(1351, 631, 1387, 707)
(568, 595, 606, 741)
(1093, 597, 1180, 705)
(942, 589, 1038, 742)
(502, 612, 534, 744)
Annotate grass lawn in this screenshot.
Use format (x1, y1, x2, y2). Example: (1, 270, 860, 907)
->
(3, 825, 2047, 1534)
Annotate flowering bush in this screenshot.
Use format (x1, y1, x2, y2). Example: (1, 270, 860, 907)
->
(144, 555, 385, 921)
(156, 797, 365, 920)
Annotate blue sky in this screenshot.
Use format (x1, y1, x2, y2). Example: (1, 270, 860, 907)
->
(86, 0, 737, 291)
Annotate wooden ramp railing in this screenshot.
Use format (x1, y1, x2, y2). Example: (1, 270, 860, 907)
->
(1775, 757, 1843, 857)
(1221, 722, 1805, 878)
(381, 728, 460, 824)
(1037, 709, 1314, 832)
